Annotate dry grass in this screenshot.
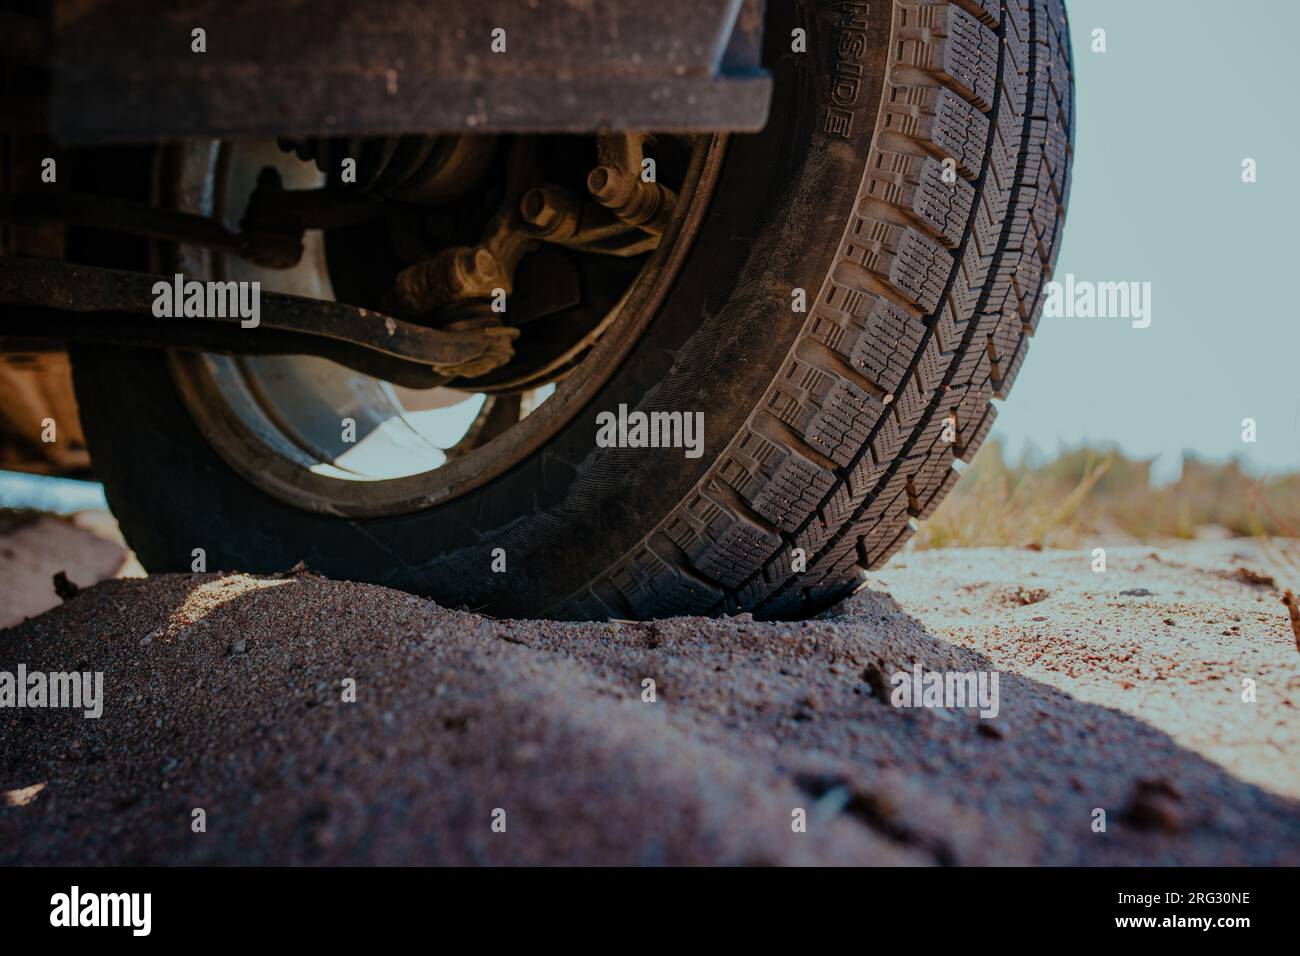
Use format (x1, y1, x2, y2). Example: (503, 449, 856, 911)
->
(915, 440, 1300, 551)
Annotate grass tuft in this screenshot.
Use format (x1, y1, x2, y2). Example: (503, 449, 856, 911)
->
(915, 440, 1300, 550)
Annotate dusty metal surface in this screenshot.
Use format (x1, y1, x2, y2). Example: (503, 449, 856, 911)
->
(0, 258, 516, 386)
(50, 0, 770, 142)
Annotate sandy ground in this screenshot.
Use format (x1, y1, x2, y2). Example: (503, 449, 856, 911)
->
(866, 541, 1300, 804)
(1, 531, 1298, 866)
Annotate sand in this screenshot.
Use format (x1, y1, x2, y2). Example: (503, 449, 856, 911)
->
(2, 538, 1297, 865)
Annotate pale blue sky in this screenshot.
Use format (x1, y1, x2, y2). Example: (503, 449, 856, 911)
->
(993, 0, 1300, 479)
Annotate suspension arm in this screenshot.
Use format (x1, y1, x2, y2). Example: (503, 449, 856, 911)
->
(0, 258, 516, 387)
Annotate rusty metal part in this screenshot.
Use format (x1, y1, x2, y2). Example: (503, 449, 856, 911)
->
(46, 0, 770, 142)
(519, 188, 581, 242)
(394, 140, 538, 314)
(0, 258, 517, 385)
(588, 134, 678, 235)
(239, 166, 383, 269)
(0, 184, 381, 270)
(588, 166, 677, 235)
(519, 187, 659, 258)
(398, 133, 671, 318)
(395, 247, 506, 312)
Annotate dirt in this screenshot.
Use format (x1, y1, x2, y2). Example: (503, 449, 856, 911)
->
(866, 540, 1300, 803)
(2, 538, 1298, 866)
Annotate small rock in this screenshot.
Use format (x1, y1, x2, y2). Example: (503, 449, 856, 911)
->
(1011, 586, 1050, 606)
(861, 663, 890, 701)
(1121, 778, 1184, 833)
(53, 571, 80, 601)
(792, 694, 819, 721)
(1230, 567, 1275, 588)
(227, 638, 248, 657)
(1282, 590, 1300, 653)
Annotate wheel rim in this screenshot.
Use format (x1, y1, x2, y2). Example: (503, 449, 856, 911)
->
(166, 134, 725, 517)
